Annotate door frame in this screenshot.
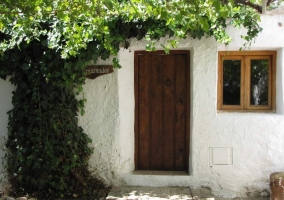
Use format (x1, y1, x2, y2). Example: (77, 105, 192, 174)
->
(134, 50, 191, 171)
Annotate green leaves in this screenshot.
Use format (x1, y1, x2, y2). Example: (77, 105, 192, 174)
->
(0, 37, 99, 198)
(21, 63, 31, 70)
(198, 17, 209, 32)
(0, 0, 263, 58)
(0, 0, 265, 198)
(213, 0, 221, 12)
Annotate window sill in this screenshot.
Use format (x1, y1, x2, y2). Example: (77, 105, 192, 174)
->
(217, 110, 276, 113)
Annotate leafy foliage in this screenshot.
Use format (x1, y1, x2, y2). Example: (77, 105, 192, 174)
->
(0, 18, 174, 198)
(0, 0, 271, 198)
(0, 35, 94, 198)
(0, 0, 264, 60)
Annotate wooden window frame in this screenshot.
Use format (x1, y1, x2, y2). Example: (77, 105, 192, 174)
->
(218, 51, 276, 112)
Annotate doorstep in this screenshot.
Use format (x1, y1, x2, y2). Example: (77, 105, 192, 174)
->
(106, 186, 215, 200)
(106, 186, 270, 200)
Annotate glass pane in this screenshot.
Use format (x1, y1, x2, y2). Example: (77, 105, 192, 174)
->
(223, 60, 241, 105)
(250, 60, 269, 105)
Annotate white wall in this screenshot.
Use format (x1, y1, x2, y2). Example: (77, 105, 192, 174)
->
(78, 13, 284, 198)
(77, 58, 122, 185)
(0, 13, 284, 198)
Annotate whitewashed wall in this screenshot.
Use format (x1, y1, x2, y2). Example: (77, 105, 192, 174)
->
(77, 58, 122, 184)
(78, 13, 284, 198)
(0, 13, 284, 198)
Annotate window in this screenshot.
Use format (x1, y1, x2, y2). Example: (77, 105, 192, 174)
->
(218, 51, 276, 111)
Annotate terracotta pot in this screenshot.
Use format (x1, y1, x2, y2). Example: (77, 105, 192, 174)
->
(270, 172, 284, 200)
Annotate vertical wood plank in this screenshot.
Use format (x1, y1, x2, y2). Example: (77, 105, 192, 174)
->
(137, 54, 151, 169)
(174, 54, 187, 171)
(185, 51, 190, 172)
(149, 55, 163, 170)
(162, 55, 175, 170)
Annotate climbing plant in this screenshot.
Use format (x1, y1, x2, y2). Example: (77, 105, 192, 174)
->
(0, 0, 275, 198)
(0, 0, 266, 58)
(0, 34, 93, 198)
(0, 18, 176, 199)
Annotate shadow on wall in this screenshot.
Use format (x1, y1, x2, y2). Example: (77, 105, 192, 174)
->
(0, 78, 14, 188)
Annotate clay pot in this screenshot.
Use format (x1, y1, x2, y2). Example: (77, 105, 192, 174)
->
(270, 172, 284, 200)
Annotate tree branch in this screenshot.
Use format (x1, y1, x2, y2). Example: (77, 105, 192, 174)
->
(234, 0, 262, 13)
(220, 0, 276, 13)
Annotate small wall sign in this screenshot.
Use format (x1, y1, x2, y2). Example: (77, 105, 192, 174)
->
(85, 65, 113, 79)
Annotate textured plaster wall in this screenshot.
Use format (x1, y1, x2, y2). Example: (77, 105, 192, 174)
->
(0, 13, 284, 198)
(77, 59, 122, 185)
(78, 13, 284, 198)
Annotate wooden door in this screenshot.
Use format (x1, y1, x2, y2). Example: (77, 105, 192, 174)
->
(134, 50, 190, 171)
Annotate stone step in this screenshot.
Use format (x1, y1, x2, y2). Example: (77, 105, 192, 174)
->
(106, 186, 269, 200)
(106, 186, 215, 200)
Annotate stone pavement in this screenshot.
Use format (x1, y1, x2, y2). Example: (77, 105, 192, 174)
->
(106, 186, 269, 200)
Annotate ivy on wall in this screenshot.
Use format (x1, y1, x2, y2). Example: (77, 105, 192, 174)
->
(0, 0, 265, 198)
(0, 35, 91, 198)
(0, 19, 176, 198)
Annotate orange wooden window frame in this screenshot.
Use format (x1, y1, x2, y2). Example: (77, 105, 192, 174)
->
(218, 51, 276, 112)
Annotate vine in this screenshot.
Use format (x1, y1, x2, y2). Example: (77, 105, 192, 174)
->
(1, 35, 92, 199)
(0, 18, 175, 198)
(0, 1, 264, 198)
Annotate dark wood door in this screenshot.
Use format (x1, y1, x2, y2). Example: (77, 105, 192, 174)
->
(134, 50, 190, 171)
